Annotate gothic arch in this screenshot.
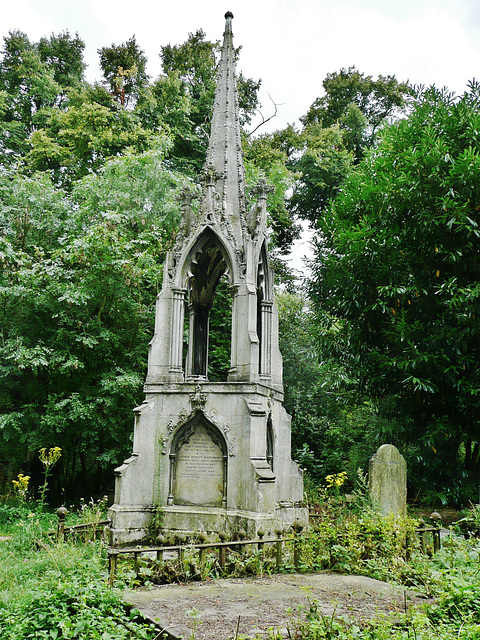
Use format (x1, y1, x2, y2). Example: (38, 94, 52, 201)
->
(174, 228, 236, 380)
(176, 227, 237, 291)
(168, 411, 228, 508)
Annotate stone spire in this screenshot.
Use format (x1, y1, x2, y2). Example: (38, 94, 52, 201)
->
(205, 11, 246, 224)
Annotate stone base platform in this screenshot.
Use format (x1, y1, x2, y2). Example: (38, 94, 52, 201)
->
(109, 503, 307, 546)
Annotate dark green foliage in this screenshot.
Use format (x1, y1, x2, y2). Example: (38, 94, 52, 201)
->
(0, 148, 183, 495)
(289, 123, 354, 227)
(309, 82, 480, 504)
(27, 85, 155, 188)
(288, 67, 408, 228)
(277, 291, 381, 484)
(301, 66, 409, 158)
(38, 31, 86, 90)
(0, 31, 60, 164)
(98, 35, 149, 107)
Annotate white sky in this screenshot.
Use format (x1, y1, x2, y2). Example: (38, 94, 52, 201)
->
(2, 0, 480, 132)
(2, 0, 480, 272)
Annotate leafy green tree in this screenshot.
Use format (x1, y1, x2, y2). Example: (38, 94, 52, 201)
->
(302, 66, 409, 158)
(0, 147, 184, 495)
(277, 291, 382, 485)
(98, 35, 149, 107)
(287, 68, 408, 228)
(0, 31, 60, 164)
(290, 123, 354, 227)
(27, 84, 155, 188)
(309, 82, 480, 504)
(38, 31, 85, 91)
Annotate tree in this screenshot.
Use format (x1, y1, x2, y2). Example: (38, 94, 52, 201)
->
(98, 35, 148, 107)
(38, 31, 85, 91)
(277, 291, 382, 485)
(309, 82, 480, 504)
(301, 66, 409, 159)
(289, 123, 354, 227)
(27, 84, 156, 188)
(0, 148, 184, 495)
(287, 69, 409, 228)
(0, 31, 60, 164)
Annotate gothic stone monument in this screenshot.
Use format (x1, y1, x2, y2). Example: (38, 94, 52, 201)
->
(109, 12, 307, 545)
(369, 444, 407, 518)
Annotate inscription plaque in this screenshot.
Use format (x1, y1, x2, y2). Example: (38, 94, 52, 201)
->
(174, 424, 224, 506)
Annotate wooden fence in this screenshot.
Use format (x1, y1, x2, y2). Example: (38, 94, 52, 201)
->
(107, 532, 300, 585)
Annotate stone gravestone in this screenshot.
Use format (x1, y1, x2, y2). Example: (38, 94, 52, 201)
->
(369, 444, 407, 517)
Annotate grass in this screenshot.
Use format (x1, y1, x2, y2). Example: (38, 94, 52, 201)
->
(1, 494, 480, 639)
(0, 500, 159, 639)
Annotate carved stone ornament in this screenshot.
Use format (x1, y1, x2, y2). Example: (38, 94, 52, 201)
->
(161, 405, 236, 457)
(190, 384, 207, 411)
(177, 184, 198, 238)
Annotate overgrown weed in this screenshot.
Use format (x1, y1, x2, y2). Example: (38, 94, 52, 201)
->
(0, 503, 157, 639)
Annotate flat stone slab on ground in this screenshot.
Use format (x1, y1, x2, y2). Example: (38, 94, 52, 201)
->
(124, 573, 428, 639)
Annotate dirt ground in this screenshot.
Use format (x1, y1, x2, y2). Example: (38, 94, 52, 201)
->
(124, 573, 430, 639)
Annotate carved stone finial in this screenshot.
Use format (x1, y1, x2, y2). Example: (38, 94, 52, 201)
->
(225, 11, 234, 32)
(252, 178, 274, 201)
(246, 179, 273, 237)
(177, 184, 197, 237)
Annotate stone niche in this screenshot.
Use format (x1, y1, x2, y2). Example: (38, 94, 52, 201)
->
(171, 420, 227, 508)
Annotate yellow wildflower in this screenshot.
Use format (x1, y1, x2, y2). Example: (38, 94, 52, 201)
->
(12, 473, 30, 499)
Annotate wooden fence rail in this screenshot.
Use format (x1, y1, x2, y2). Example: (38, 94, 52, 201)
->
(49, 519, 110, 542)
(107, 533, 299, 585)
(415, 525, 441, 554)
(106, 522, 443, 585)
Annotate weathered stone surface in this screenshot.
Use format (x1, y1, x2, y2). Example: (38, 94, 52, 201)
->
(124, 574, 429, 640)
(108, 13, 306, 545)
(174, 424, 224, 507)
(369, 444, 407, 517)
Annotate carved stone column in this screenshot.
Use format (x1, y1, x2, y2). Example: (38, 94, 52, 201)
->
(228, 284, 239, 379)
(259, 301, 273, 378)
(169, 288, 186, 377)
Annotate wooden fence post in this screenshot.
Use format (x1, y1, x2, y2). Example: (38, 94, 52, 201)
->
(108, 552, 118, 586)
(218, 532, 227, 570)
(257, 530, 265, 575)
(275, 530, 283, 571)
(200, 547, 207, 577)
(56, 506, 68, 543)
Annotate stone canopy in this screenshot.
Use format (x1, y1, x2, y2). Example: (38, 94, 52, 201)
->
(109, 12, 306, 545)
